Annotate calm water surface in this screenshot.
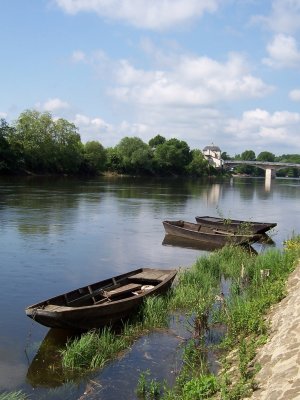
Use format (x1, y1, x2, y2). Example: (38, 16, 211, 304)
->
(0, 176, 299, 399)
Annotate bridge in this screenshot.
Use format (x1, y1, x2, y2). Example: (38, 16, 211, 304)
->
(223, 160, 300, 179)
(202, 145, 299, 180)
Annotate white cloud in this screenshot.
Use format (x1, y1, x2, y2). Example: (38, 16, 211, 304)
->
(110, 53, 273, 107)
(73, 113, 115, 144)
(263, 34, 300, 68)
(253, 0, 300, 34)
(54, 0, 219, 30)
(36, 98, 70, 112)
(71, 50, 86, 62)
(289, 89, 300, 101)
(0, 112, 7, 119)
(225, 108, 300, 150)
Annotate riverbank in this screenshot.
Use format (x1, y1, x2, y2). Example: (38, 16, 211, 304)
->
(247, 261, 300, 400)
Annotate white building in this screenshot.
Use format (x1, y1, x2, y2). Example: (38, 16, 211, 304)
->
(202, 145, 223, 168)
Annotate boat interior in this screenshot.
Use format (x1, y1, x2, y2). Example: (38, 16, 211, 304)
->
(37, 270, 172, 309)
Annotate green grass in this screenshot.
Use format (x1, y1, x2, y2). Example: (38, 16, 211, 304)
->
(61, 295, 171, 371)
(60, 235, 300, 399)
(0, 392, 28, 400)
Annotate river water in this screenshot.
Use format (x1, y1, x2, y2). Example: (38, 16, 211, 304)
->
(0, 176, 299, 399)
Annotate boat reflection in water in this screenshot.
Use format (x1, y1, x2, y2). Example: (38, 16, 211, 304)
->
(162, 234, 257, 254)
(162, 234, 225, 251)
(26, 329, 77, 388)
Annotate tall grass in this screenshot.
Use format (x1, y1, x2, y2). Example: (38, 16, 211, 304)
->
(0, 392, 28, 400)
(61, 235, 300, 399)
(61, 327, 128, 370)
(61, 295, 171, 371)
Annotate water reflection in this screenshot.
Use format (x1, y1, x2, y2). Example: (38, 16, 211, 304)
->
(26, 329, 77, 388)
(162, 234, 258, 254)
(162, 234, 224, 251)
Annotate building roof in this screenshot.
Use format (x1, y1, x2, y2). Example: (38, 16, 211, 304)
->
(203, 145, 221, 152)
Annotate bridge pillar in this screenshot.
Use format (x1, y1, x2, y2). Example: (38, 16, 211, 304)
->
(265, 168, 276, 179)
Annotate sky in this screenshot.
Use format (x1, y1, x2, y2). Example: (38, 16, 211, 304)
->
(1, 0, 300, 156)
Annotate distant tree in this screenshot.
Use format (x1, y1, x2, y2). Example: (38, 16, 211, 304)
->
(149, 134, 166, 148)
(116, 137, 153, 174)
(186, 149, 211, 176)
(11, 110, 56, 171)
(234, 149, 256, 175)
(84, 141, 107, 173)
(53, 118, 83, 173)
(257, 151, 275, 162)
(106, 147, 122, 173)
(276, 154, 300, 177)
(0, 119, 20, 172)
(153, 138, 191, 175)
(221, 151, 231, 160)
(240, 150, 256, 161)
(10, 110, 83, 174)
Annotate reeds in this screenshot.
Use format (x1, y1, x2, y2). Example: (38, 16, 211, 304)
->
(60, 235, 300, 399)
(61, 295, 171, 371)
(0, 392, 28, 400)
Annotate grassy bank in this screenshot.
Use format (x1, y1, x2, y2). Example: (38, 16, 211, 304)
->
(157, 236, 300, 399)
(58, 236, 300, 399)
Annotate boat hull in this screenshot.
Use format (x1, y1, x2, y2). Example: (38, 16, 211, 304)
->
(163, 220, 261, 246)
(25, 268, 177, 331)
(195, 216, 276, 234)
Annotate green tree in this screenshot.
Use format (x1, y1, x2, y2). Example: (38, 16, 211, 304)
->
(53, 118, 83, 173)
(116, 137, 153, 174)
(10, 110, 83, 174)
(234, 149, 256, 175)
(106, 147, 122, 173)
(276, 154, 300, 177)
(153, 138, 191, 175)
(12, 110, 56, 172)
(0, 119, 20, 172)
(221, 151, 231, 160)
(186, 149, 211, 176)
(257, 151, 275, 162)
(148, 134, 166, 148)
(84, 141, 107, 173)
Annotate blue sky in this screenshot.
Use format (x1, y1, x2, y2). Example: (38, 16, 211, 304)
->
(1, 0, 300, 156)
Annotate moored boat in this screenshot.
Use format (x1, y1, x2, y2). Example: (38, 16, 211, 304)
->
(195, 216, 277, 234)
(163, 220, 261, 246)
(25, 268, 177, 331)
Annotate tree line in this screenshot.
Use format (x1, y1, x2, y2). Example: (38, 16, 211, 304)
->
(0, 110, 216, 177)
(0, 109, 299, 177)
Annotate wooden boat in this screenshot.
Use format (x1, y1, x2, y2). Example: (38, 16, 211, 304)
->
(195, 216, 276, 234)
(25, 268, 177, 331)
(163, 220, 261, 246)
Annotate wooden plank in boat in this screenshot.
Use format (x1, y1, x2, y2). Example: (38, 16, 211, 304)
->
(43, 304, 70, 311)
(129, 270, 169, 282)
(105, 283, 142, 298)
(213, 229, 235, 236)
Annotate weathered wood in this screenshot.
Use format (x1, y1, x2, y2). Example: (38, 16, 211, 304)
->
(163, 220, 262, 246)
(129, 270, 169, 282)
(213, 229, 234, 236)
(25, 268, 177, 330)
(195, 216, 276, 234)
(104, 283, 142, 298)
(67, 281, 123, 306)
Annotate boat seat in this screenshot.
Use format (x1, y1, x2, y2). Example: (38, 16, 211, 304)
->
(129, 270, 168, 284)
(104, 283, 143, 298)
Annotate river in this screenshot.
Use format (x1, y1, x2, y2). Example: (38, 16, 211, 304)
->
(0, 175, 299, 399)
